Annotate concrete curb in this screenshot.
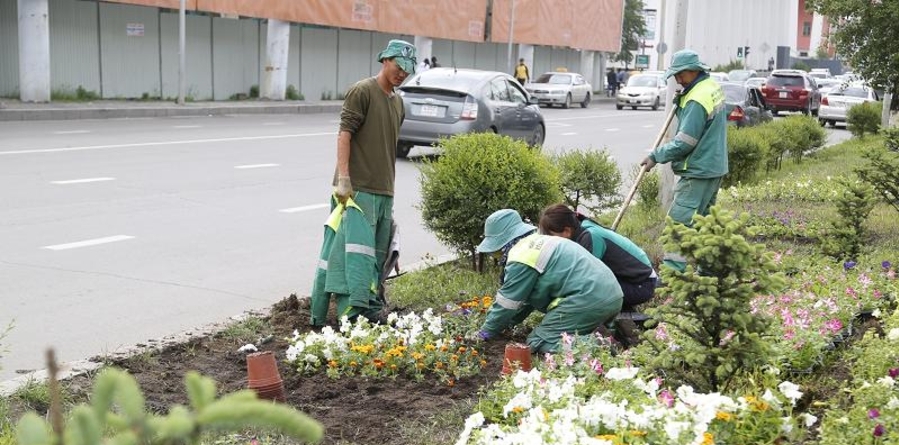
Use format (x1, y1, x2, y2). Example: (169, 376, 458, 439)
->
(0, 103, 345, 122)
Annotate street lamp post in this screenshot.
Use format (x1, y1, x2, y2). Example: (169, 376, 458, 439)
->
(506, 0, 516, 74)
(177, 0, 186, 105)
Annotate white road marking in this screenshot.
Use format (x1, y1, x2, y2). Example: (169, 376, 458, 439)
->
(262, 122, 286, 126)
(547, 111, 649, 122)
(545, 122, 573, 128)
(44, 235, 134, 251)
(53, 130, 91, 135)
(50, 177, 115, 185)
(0, 132, 335, 156)
(642, 124, 655, 128)
(279, 203, 330, 213)
(605, 128, 620, 132)
(173, 125, 201, 129)
(561, 132, 578, 136)
(234, 163, 280, 169)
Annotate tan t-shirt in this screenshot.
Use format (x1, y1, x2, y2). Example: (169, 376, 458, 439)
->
(335, 77, 404, 196)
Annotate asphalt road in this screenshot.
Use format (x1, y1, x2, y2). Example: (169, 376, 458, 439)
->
(0, 102, 850, 381)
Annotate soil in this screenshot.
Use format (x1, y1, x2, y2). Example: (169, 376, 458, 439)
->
(60, 295, 511, 445)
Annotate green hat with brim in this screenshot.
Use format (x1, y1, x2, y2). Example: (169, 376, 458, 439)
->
(664, 49, 710, 79)
(476, 209, 536, 253)
(377, 39, 417, 75)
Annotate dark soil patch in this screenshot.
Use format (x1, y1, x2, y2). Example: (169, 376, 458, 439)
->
(62, 295, 511, 445)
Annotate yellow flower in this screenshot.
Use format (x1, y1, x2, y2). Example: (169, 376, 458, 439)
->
(349, 361, 358, 367)
(594, 434, 617, 441)
(702, 432, 714, 445)
(512, 406, 524, 414)
(715, 411, 734, 421)
(425, 344, 436, 351)
(327, 360, 338, 368)
(628, 430, 647, 437)
(411, 352, 425, 361)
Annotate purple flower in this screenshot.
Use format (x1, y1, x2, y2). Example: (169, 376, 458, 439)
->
(884, 261, 893, 270)
(873, 424, 885, 437)
(889, 368, 899, 378)
(868, 408, 880, 419)
(844, 261, 857, 270)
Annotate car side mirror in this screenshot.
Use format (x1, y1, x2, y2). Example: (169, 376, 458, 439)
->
(528, 95, 539, 105)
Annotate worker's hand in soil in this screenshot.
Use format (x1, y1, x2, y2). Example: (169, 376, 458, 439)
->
(335, 175, 353, 204)
(640, 156, 656, 171)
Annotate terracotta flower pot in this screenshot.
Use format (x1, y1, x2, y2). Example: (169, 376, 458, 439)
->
(501, 342, 532, 375)
(246, 351, 285, 401)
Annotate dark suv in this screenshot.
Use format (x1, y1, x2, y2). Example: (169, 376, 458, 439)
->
(761, 70, 821, 115)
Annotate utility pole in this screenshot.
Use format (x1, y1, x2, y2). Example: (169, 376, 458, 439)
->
(177, 0, 186, 105)
(659, 0, 689, 210)
(883, 90, 894, 128)
(657, 0, 667, 71)
(506, 0, 517, 74)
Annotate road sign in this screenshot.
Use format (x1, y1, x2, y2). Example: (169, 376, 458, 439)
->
(636, 54, 650, 69)
(737, 47, 744, 58)
(656, 42, 668, 54)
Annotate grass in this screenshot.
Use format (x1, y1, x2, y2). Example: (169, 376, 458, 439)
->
(387, 257, 502, 311)
(216, 316, 270, 344)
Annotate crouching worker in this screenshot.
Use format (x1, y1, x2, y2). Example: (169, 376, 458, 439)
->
(475, 209, 624, 354)
(539, 204, 657, 311)
(310, 195, 383, 326)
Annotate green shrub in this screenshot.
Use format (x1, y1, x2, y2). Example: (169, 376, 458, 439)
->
(780, 114, 825, 162)
(249, 85, 259, 98)
(285, 84, 303, 100)
(882, 126, 899, 151)
(846, 101, 882, 138)
(821, 179, 877, 261)
(711, 60, 744, 72)
(418, 133, 561, 268)
(791, 61, 811, 72)
(634, 166, 660, 211)
(641, 207, 783, 393)
(552, 148, 622, 215)
(724, 126, 768, 187)
(857, 143, 899, 214)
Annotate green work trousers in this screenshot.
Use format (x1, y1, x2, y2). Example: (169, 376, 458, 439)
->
(521, 294, 622, 354)
(340, 191, 392, 321)
(663, 176, 723, 272)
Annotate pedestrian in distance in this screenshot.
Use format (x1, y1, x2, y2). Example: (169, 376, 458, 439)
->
(430, 56, 439, 68)
(420, 57, 430, 72)
(538, 204, 658, 311)
(309, 39, 417, 326)
(606, 68, 618, 97)
(514, 58, 530, 85)
(640, 49, 728, 273)
(474, 209, 624, 354)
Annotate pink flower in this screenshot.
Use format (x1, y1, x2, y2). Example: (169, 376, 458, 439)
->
(720, 330, 736, 346)
(655, 323, 669, 341)
(824, 319, 843, 333)
(873, 424, 885, 437)
(658, 389, 675, 408)
(846, 287, 858, 298)
(868, 408, 880, 419)
(590, 358, 603, 375)
(543, 353, 557, 372)
(888, 368, 898, 378)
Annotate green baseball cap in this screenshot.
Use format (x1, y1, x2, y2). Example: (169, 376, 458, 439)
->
(477, 209, 536, 253)
(377, 39, 417, 74)
(664, 49, 710, 79)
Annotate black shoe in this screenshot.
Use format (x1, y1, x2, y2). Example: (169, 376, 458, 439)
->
(613, 319, 641, 348)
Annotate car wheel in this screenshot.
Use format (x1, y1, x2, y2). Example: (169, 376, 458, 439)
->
(580, 93, 590, 108)
(652, 97, 659, 111)
(631, 106, 637, 110)
(530, 124, 545, 147)
(562, 94, 571, 109)
(772, 110, 779, 116)
(802, 100, 812, 116)
(829, 120, 836, 127)
(396, 143, 412, 159)
(818, 118, 826, 127)
(616, 104, 623, 110)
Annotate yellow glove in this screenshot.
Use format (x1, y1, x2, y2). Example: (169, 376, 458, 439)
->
(335, 175, 353, 204)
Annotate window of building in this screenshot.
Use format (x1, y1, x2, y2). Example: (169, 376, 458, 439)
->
(802, 22, 812, 36)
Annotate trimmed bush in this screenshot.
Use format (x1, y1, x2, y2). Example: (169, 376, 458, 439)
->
(634, 166, 660, 211)
(552, 148, 622, 215)
(846, 101, 882, 138)
(418, 133, 561, 268)
(857, 143, 899, 214)
(724, 126, 768, 187)
(882, 126, 899, 151)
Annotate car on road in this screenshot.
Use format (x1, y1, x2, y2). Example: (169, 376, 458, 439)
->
(760, 70, 821, 115)
(396, 67, 545, 157)
(744, 77, 767, 89)
(814, 78, 843, 96)
(710, 72, 730, 83)
(525, 72, 593, 108)
(727, 69, 758, 83)
(616, 73, 666, 110)
(809, 68, 833, 80)
(719, 82, 773, 127)
(818, 83, 880, 127)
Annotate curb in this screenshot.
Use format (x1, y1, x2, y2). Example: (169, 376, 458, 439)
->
(0, 103, 345, 122)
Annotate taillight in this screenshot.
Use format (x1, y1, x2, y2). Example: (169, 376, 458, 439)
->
(728, 106, 745, 121)
(461, 96, 478, 120)
(821, 96, 829, 105)
(762, 86, 772, 95)
(799, 89, 809, 97)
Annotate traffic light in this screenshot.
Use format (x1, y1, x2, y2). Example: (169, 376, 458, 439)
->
(744, 46, 751, 57)
(737, 47, 744, 58)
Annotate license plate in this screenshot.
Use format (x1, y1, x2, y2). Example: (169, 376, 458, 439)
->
(779, 92, 788, 98)
(419, 104, 442, 117)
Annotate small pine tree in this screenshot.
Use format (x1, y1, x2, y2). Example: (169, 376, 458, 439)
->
(643, 207, 784, 393)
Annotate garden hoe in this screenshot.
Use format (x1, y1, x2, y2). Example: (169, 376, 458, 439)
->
(610, 93, 680, 231)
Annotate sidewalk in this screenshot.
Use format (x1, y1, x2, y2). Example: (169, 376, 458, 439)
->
(0, 99, 346, 122)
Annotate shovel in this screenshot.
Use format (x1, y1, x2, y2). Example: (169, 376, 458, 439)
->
(611, 97, 680, 231)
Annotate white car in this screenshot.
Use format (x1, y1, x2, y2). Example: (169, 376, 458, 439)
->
(616, 74, 666, 110)
(745, 77, 767, 89)
(525, 72, 593, 108)
(710, 72, 730, 83)
(818, 83, 880, 127)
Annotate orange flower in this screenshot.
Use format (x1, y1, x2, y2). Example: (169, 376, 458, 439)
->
(458, 346, 467, 354)
(435, 362, 444, 369)
(373, 359, 385, 369)
(328, 360, 338, 368)
(470, 349, 479, 357)
(451, 354, 459, 361)
(440, 345, 449, 352)
(446, 378, 455, 387)
(390, 364, 397, 371)
(480, 360, 487, 367)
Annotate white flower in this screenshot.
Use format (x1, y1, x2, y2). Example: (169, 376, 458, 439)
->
(455, 412, 485, 445)
(781, 416, 794, 434)
(605, 367, 639, 380)
(873, 309, 882, 319)
(237, 343, 258, 353)
(284, 345, 299, 361)
(778, 381, 803, 404)
(886, 397, 899, 410)
(762, 389, 782, 407)
(664, 421, 691, 442)
(877, 376, 895, 388)
(888, 328, 899, 341)
(799, 412, 818, 427)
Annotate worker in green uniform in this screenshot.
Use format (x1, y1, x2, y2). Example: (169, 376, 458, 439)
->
(538, 204, 657, 311)
(475, 209, 624, 354)
(641, 49, 728, 273)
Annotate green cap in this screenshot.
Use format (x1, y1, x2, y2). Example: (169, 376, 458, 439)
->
(377, 39, 417, 74)
(664, 49, 710, 79)
(476, 209, 536, 253)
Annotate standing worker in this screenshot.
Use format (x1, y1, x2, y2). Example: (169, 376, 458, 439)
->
(640, 49, 728, 273)
(311, 39, 417, 325)
(539, 204, 657, 311)
(514, 58, 530, 85)
(475, 209, 623, 354)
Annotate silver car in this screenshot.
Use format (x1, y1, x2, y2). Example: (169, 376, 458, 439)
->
(525, 72, 593, 108)
(616, 74, 666, 110)
(396, 68, 545, 158)
(818, 83, 880, 127)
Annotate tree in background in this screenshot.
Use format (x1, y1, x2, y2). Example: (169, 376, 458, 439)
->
(806, 0, 898, 111)
(615, 0, 648, 67)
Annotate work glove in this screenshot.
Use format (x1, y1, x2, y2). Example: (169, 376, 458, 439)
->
(640, 156, 657, 171)
(335, 175, 353, 204)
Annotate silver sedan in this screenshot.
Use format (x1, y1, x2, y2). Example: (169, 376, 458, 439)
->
(525, 72, 593, 109)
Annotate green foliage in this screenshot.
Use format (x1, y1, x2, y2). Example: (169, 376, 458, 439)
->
(285, 84, 303, 100)
(643, 207, 784, 393)
(847, 101, 883, 138)
(15, 369, 323, 445)
(791, 61, 812, 72)
(418, 133, 561, 266)
(634, 166, 660, 211)
(615, 0, 647, 66)
(10, 381, 58, 414)
(552, 149, 622, 215)
(806, 0, 899, 92)
(882, 126, 899, 151)
(217, 316, 268, 343)
(387, 258, 500, 312)
(50, 86, 100, 102)
(724, 126, 768, 187)
(821, 179, 878, 261)
(249, 85, 259, 98)
(711, 60, 744, 73)
(857, 141, 899, 214)
(756, 116, 824, 171)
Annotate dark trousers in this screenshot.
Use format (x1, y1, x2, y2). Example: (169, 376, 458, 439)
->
(618, 275, 657, 310)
